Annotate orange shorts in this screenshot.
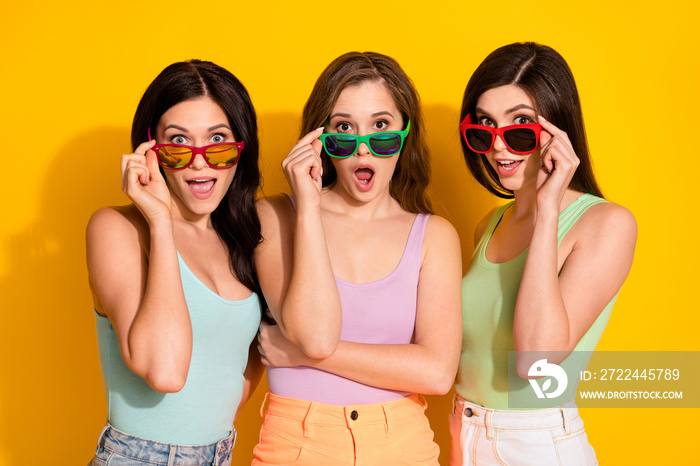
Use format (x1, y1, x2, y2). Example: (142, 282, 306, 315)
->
(252, 392, 440, 465)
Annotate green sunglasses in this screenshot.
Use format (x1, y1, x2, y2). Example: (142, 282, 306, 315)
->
(319, 120, 411, 158)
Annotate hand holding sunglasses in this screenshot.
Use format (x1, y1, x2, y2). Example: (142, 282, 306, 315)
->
(148, 129, 244, 170)
(460, 114, 542, 155)
(319, 120, 410, 158)
(532, 115, 581, 209)
(281, 127, 325, 208)
(121, 139, 173, 221)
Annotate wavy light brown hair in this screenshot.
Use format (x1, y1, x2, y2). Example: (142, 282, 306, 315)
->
(301, 52, 432, 214)
(460, 42, 604, 199)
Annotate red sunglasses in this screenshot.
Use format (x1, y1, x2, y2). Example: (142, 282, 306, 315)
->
(148, 129, 244, 170)
(460, 114, 543, 155)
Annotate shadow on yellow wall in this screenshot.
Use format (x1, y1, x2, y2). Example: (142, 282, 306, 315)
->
(0, 104, 495, 465)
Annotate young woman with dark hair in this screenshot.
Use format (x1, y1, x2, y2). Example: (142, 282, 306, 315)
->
(253, 51, 462, 465)
(450, 42, 637, 465)
(87, 59, 263, 465)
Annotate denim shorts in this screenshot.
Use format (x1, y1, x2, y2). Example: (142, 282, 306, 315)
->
(89, 424, 235, 466)
(449, 395, 597, 466)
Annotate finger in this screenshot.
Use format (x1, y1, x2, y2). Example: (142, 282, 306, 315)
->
(126, 159, 150, 186)
(134, 139, 157, 156)
(121, 153, 146, 177)
(294, 127, 325, 150)
(145, 150, 164, 182)
(538, 116, 572, 145)
(540, 147, 554, 173)
(283, 129, 324, 164)
(310, 140, 324, 181)
(125, 163, 148, 191)
(287, 150, 321, 179)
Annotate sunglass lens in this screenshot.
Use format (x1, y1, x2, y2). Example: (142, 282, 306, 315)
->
(205, 145, 240, 167)
(465, 128, 493, 153)
(324, 135, 357, 158)
(503, 128, 537, 153)
(369, 133, 402, 156)
(157, 146, 193, 169)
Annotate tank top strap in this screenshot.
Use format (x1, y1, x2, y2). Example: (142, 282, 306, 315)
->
(406, 212, 430, 255)
(283, 193, 296, 211)
(474, 202, 514, 256)
(556, 193, 607, 245)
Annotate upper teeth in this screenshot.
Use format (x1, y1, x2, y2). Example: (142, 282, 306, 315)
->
(500, 161, 516, 165)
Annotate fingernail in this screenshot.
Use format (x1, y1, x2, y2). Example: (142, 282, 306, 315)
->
(316, 126, 325, 132)
(538, 115, 547, 122)
(320, 167, 324, 177)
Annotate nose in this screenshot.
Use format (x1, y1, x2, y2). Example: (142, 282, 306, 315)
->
(189, 151, 208, 169)
(492, 132, 507, 152)
(355, 141, 371, 157)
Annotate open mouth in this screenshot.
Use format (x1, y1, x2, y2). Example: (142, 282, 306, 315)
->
(495, 159, 522, 176)
(187, 178, 217, 198)
(353, 165, 375, 191)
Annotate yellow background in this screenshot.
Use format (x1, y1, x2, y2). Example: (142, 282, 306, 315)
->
(1, 1, 698, 464)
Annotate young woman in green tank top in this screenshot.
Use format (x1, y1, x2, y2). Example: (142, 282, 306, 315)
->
(450, 43, 637, 465)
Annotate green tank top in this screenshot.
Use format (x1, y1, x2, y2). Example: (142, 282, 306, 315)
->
(455, 194, 616, 409)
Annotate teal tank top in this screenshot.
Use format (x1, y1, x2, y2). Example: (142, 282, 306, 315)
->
(95, 252, 261, 444)
(455, 194, 616, 409)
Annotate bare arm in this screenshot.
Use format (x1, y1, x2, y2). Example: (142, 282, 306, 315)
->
(254, 130, 342, 359)
(513, 201, 637, 374)
(513, 118, 637, 375)
(86, 144, 192, 392)
(259, 215, 463, 395)
(235, 340, 265, 420)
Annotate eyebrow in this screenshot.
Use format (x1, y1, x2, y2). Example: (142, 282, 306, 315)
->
(163, 124, 188, 133)
(208, 123, 232, 132)
(505, 104, 536, 114)
(329, 110, 395, 119)
(162, 123, 232, 133)
(474, 104, 536, 119)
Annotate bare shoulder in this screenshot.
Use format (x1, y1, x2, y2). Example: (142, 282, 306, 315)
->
(256, 194, 294, 223)
(424, 214, 461, 254)
(425, 214, 459, 240)
(474, 206, 500, 246)
(577, 201, 638, 243)
(86, 205, 149, 313)
(256, 194, 296, 250)
(565, 200, 637, 272)
(86, 204, 147, 246)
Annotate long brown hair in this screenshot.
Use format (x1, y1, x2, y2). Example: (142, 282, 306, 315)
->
(302, 52, 433, 214)
(131, 60, 262, 299)
(460, 42, 604, 199)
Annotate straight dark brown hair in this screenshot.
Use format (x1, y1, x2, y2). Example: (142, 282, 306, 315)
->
(460, 42, 604, 199)
(302, 52, 433, 214)
(131, 59, 263, 299)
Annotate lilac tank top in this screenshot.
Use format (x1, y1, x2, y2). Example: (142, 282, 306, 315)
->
(267, 196, 430, 405)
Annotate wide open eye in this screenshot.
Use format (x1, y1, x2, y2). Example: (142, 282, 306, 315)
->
(477, 116, 495, 127)
(513, 115, 534, 125)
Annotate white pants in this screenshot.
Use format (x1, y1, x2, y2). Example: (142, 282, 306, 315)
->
(449, 395, 597, 466)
